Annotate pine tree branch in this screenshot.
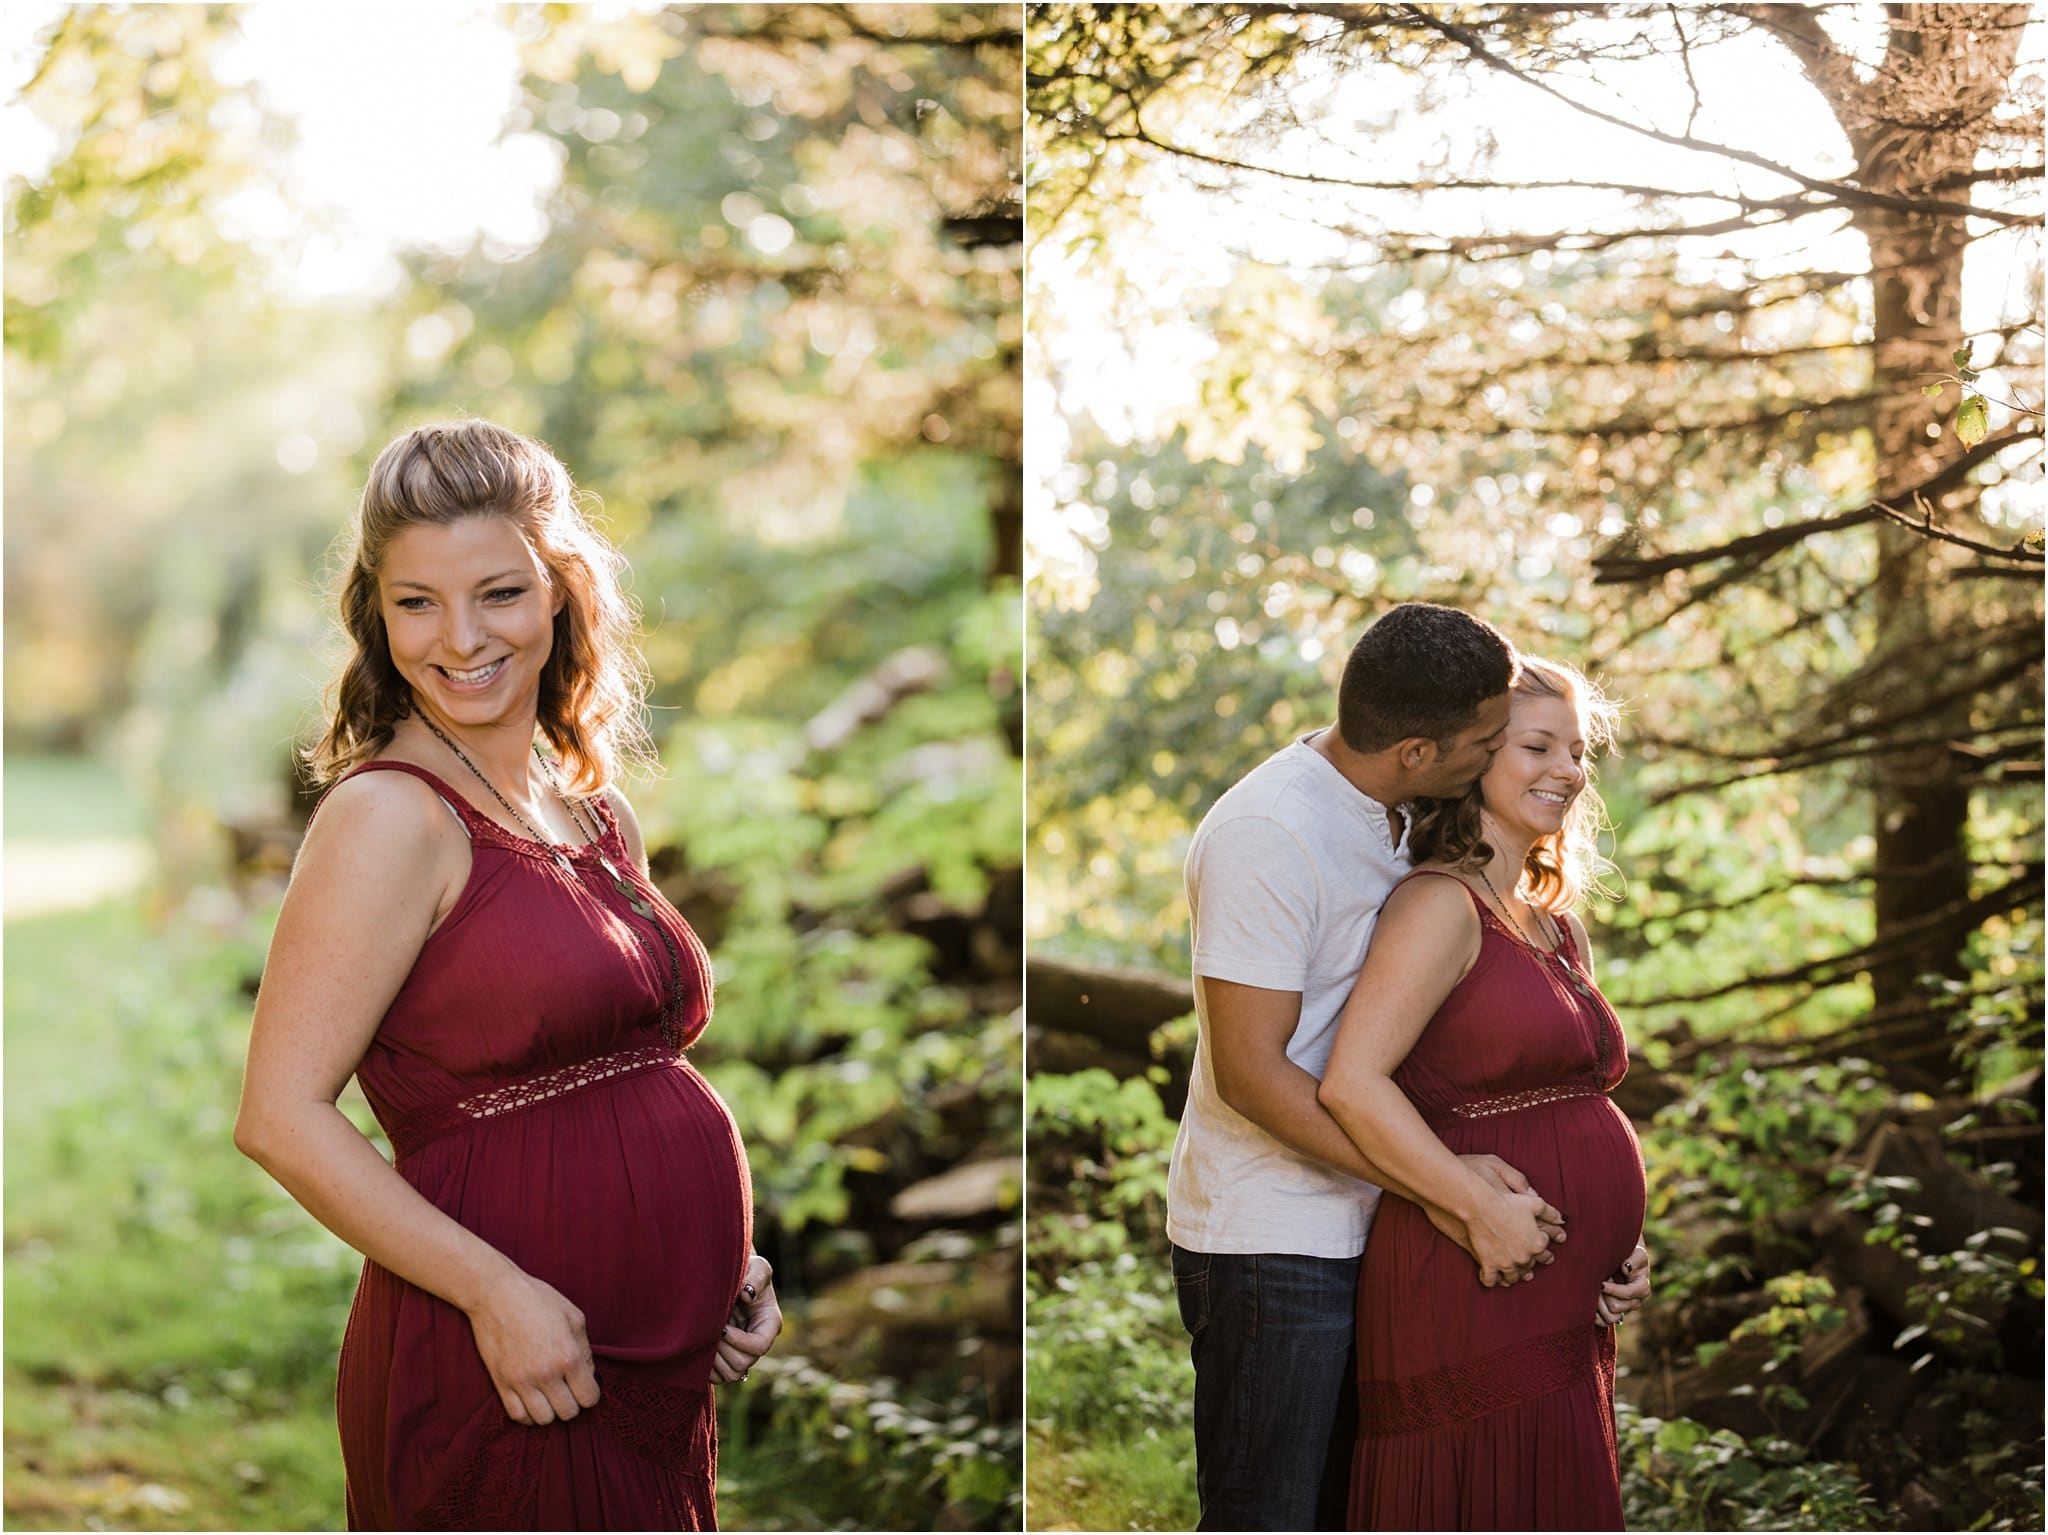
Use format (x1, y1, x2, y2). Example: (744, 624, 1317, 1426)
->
(1612, 866, 2042, 1008)
(1384, 2, 2037, 227)
(1592, 427, 2038, 581)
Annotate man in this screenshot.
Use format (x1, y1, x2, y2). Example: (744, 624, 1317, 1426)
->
(1166, 601, 1561, 1531)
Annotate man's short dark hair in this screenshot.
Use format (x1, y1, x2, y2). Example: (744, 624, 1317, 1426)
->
(1337, 603, 1517, 752)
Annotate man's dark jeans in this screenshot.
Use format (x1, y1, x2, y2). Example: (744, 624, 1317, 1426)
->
(1170, 1244, 1361, 1532)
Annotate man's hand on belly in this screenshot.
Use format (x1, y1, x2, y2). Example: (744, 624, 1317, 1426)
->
(1425, 1153, 1566, 1268)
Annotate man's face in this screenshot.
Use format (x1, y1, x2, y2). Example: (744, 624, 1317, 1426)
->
(1419, 692, 1512, 798)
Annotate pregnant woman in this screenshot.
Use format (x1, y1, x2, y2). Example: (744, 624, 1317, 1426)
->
(235, 420, 780, 1530)
(1319, 656, 1649, 1531)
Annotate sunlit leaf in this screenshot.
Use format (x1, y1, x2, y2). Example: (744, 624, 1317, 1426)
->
(1955, 394, 1989, 448)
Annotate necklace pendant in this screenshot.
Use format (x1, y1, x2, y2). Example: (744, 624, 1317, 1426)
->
(555, 851, 574, 875)
(598, 854, 620, 881)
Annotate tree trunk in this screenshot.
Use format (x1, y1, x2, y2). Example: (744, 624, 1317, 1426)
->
(1771, 2, 2029, 1086)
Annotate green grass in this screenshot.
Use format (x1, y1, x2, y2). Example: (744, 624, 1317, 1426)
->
(1027, 1427, 1198, 1532)
(4, 755, 351, 1530)
(3, 888, 355, 1532)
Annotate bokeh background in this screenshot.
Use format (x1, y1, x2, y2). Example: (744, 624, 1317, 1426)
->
(1024, 6, 2042, 1531)
(5, 5, 1021, 1529)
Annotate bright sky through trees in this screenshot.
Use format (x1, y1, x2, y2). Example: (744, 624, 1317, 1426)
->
(1026, 8, 2046, 586)
(2, 1, 565, 296)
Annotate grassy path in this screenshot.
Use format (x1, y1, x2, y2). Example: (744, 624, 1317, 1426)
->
(4, 756, 347, 1528)
(5, 893, 353, 1531)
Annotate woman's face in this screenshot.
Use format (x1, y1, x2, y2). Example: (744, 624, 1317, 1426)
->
(377, 514, 563, 731)
(1479, 690, 1587, 844)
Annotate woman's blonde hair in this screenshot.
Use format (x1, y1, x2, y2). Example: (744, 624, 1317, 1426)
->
(1408, 655, 1621, 913)
(306, 420, 652, 793)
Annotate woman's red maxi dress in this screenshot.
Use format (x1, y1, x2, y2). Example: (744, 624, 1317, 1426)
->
(325, 761, 752, 1531)
(1351, 871, 1645, 1531)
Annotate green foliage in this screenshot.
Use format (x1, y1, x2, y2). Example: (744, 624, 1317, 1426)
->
(1023, 1057, 1192, 1528)
(1938, 919, 2046, 1095)
(1649, 1056, 1890, 1219)
(1027, 1423, 1200, 1535)
(649, 590, 1023, 1242)
(1831, 1162, 2044, 1371)
(1719, 1272, 1847, 1412)
(1619, 1401, 1882, 1532)
(1028, 1067, 1177, 1243)
(1639, 1056, 1892, 1312)
(1027, 1252, 1188, 1440)
(725, 1355, 1023, 1530)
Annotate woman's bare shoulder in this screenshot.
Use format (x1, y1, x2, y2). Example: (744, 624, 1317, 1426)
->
(1391, 865, 1482, 912)
(1379, 866, 1482, 947)
(1559, 907, 1595, 969)
(299, 768, 464, 878)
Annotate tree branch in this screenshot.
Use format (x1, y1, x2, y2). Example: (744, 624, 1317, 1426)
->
(1593, 427, 2039, 581)
(1383, 2, 2036, 227)
(1613, 865, 2042, 1008)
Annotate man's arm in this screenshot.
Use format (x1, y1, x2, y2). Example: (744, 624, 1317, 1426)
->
(1205, 975, 1563, 1258)
(1205, 977, 1399, 1188)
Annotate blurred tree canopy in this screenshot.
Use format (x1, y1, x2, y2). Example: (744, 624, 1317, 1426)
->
(1026, 6, 2041, 1530)
(7, 4, 1022, 1527)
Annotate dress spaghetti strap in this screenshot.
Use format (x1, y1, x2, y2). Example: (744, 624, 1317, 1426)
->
(330, 759, 479, 838)
(1395, 867, 1485, 909)
(315, 757, 623, 860)
(1402, 867, 1578, 960)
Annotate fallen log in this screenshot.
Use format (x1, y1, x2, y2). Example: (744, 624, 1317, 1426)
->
(1026, 955, 1192, 1057)
(1637, 1287, 1875, 1446)
(1813, 1122, 2042, 1363)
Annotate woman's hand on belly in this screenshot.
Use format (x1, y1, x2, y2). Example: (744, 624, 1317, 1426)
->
(1595, 1239, 1652, 1328)
(713, 1253, 784, 1384)
(466, 1270, 604, 1424)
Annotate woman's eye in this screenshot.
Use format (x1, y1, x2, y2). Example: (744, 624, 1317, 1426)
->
(395, 597, 431, 612)
(485, 586, 526, 602)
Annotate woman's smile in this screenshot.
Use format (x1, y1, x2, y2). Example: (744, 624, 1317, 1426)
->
(435, 657, 509, 690)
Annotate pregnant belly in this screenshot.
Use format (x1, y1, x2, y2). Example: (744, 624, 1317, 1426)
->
(403, 1059, 753, 1365)
(1361, 1096, 1645, 1365)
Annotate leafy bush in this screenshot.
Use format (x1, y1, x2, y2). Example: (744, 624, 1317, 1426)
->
(1618, 1400, 1881, 1532)
(1026, 1251, 1189, 1439)
(726, 1354, 1021, 1530)
(1027, 1067, 1177, 1262)
(1640, 1056, 1892, 1302)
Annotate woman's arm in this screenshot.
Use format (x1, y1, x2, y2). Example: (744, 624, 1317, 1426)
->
(1318, 876, 1562, 1287)
(234, 772, 601, 1426)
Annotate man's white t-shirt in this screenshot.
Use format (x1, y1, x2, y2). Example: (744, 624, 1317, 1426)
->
(1165, 732, 1410, 1259)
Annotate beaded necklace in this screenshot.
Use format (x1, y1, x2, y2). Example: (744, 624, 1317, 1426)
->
(1472, 862, 1608, 1079)
(418, 715, 689, 1051)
